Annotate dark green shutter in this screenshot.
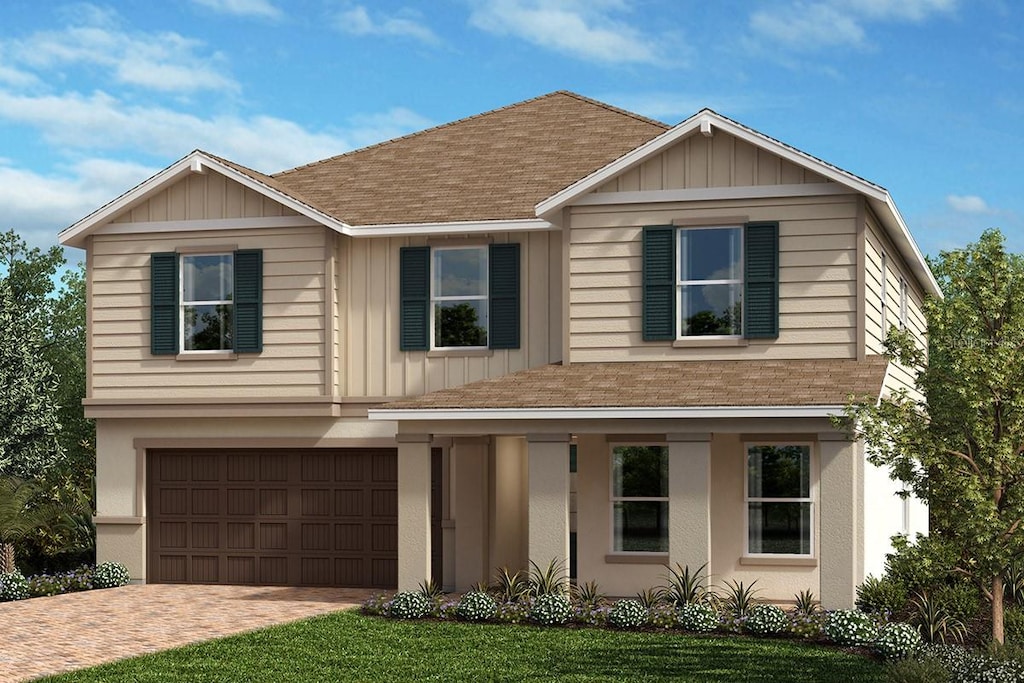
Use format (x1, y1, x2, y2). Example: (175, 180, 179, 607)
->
(642, 226, 675, 341)
(400, 246, 430, 351)
(744, 222, 779, 339)
(233, 249, 263, 353)
(150, 252, 179, 355)
(489, 243, 520, 349)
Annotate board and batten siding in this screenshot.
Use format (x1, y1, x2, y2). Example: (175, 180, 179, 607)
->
(864, 211, 927, 401)
(110, 172, 302, 223)
(594, 133, 831, 193)
(338, 231, 561, 398)
(89, 226, 327, 399)
(568, 194, 860, 362)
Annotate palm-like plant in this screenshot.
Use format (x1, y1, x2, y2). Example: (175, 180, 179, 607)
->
(0, 476, 89, 574)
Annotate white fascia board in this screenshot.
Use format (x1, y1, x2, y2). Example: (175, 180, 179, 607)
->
(572, 183, 854, 207)
(347, 218, 556, 237)
(875, 196, 942, 298)
(59, 151, 351, 248)
(368, 405, 844, 421)
(92, 215, 321, 236)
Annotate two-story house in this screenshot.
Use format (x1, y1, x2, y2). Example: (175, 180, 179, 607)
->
(60, 91, 935, 608)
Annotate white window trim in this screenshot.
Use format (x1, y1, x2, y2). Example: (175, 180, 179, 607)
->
(899, 277, 908, 330)
(743, 442, 816, 559)
(675, 225, 744, 340)
(179, 252, 234, 354)
(608, 443, 669, 555)
(429, 245, 489, 351)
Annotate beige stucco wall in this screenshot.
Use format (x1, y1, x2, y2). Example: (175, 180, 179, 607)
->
(567, 194, 860, 362)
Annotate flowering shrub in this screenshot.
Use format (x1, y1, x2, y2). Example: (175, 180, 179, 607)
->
(530, 593, 572, 626)
(915, 644, 1024, 682)
(387, 591, 430, 619)
(573, 602, 608, 627)
(495, 599, 531, 624)
(873, 622, 921, 660)
(92, 562, 131, 589)
(824, 609, 877, 647)
(648, 603, 677, 629)
(788, 611, 826, 640)
(677, 603, 719, 633)
(0, 572, 30, 602)
(28, 567, 94, 597)
(608, 599, 647, 629)
(745, 604, 788, 636)
(362, 593, 389, 615)
(456, 591, 497, 621)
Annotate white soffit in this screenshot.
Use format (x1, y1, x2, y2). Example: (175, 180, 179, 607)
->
(368, 405, 843, 421)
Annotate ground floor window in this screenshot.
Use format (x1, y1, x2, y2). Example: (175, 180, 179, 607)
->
(746, 444, 813, 555)
(611, 445, 668, 552)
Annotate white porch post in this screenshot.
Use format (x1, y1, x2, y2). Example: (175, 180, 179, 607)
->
(397, 433, 432, 591)
(819, 431, 860, 609)
(527, 433, 570, 579)
(452, 436, 490, 591)
(668, 433, 712, 580)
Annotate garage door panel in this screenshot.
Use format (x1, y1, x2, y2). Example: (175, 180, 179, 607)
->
(192, 556, 218, 582)
(191, 489, 220, 515)
(302, 454, 333, 481)
(160, 454, 189, 481)
(160, 522, 187, 548)
(259, 522, 288, 550)
(301, 523, 331, 551)
(159, 489, 188, 515)
(371, 489, 396, 516)
(227, 454, 256, 481)
(192, 522, 219, 548)
(259, 489, 288, 515)
(258, 557, 289, 584)
(227, 522, 255, 549)
(191, 454, 220, 481)
(301, 489, 331, 516)
(227, 489, 255, 515)
(372, 524, 397, 552)
(260, 454, 289, 481)
(372, 558, 397, 587)
(226, 556, 256, 584)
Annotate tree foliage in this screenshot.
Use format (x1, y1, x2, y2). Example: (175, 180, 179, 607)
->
(841, 229, 1024, 644)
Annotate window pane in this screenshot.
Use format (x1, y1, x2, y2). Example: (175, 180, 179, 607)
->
(613, 501, 668, 552)
(434, 300, 488, 347)
(748, 502, 811, 554)
(184, 304, 232, 351)
(748, 445, 811, 498)
(434, 248, 486, 297)
(679, 227, 741, 281)
(183, 255, 232, 302)
(680, 284, 741, 336)
(612, 446, 668, 498)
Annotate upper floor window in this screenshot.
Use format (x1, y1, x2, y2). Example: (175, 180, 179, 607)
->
(611, 445, 668, 553)
(432, 246, 488, 348)
(899, 277, 908, 330)
(181, 254, 233, 352)
(677, 226, 743, 337)
(746, 444, 813, 556)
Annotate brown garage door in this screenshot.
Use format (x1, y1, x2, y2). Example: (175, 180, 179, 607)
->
(147, 448, 399, 588)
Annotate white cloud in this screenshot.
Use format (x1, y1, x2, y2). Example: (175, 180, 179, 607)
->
(335, 5, 440, 45)
(4, 12, 237, 93)
(190, 0, 283, 19)
(0, 89, 431, 172)
(946, 194, 993, 214)
(749, 0, 956, 51)
(468, 0, 670, 66)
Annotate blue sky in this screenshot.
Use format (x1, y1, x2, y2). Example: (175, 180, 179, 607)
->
(0, 0, 1020, 262)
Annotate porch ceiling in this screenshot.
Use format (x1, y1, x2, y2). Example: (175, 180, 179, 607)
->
(376, 356, 888, 413)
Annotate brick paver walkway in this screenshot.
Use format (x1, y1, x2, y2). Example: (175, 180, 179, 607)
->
(0, 583, 373, 682)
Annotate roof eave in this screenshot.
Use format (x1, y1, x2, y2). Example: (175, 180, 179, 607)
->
(368, 405, 845, 421)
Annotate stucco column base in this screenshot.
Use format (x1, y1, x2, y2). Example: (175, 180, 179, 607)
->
(453, 437, 490, 591)
(527, 434, 570, 581)
(397, 434, 432, 591)
(819, 432, 860, 610)
(667, 434, 712, 582)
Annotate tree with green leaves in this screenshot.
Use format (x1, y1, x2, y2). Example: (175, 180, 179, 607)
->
(842, 229, 1024, 644)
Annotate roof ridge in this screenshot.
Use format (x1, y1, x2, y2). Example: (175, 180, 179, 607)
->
(272, 91, 668, 178)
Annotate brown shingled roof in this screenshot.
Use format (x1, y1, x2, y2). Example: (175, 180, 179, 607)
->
(271, 91, 668, 226)
(382, 356, 889, 410)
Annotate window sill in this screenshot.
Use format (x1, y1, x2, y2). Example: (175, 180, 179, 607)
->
(426, 349, 494, 358)
(604, 553, 669, 565)
(672, 337, 749, 348)
(740, 555, 817, 567)
(175, 352, 238, 361)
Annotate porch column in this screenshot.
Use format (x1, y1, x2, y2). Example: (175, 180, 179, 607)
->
(397, 433, 432, 591)
(819, 432, 860, 609)
(527, 433, 570, 579)
(668, 433, 712, 580)
(452, 436, 489, 591)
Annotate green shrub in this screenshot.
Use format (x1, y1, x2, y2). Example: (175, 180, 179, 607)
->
(874, 622, 922, 660)
(455, 591, 497, 622)
(1005, 607, 1024, 645)
(932, 583, 980, 624)
(0, 571, 29, 601)
(387, 591, 430, 619)
(530, 593, 572, 626)
(746, 604, 787, 635)
(885, 534, 960, 595)
(92, 562, 131, 589)
(824, 609, 878, 647)
(677, 602, 719, 633)
(921, 643, 1024, 682)
(608, 598, 647, 629)
(883, 651, 950, 683)
(857, 576, 909, 614)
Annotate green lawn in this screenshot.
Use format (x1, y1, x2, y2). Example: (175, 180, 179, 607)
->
(42, 611, 887, 682)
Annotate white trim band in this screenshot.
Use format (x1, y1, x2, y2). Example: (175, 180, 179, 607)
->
(368, 405, 844, 421)
(347, 218, 556, 236)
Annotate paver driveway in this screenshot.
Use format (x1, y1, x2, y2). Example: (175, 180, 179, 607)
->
(0, 584, 373, 682)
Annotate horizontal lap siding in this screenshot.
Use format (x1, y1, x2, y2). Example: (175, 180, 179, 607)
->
(110, 173, 301, 223)
(568, 195, 859, 362)
(341, 231, 559, 398)
(90, 227, 326, 399)
(864, 213, 927, 401)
